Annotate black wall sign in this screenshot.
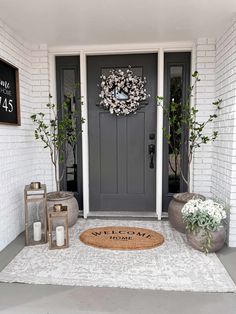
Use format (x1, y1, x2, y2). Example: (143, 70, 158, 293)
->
(0, 58, 20, 125)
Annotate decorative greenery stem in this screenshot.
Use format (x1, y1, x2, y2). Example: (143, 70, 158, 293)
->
(157, 71, 222, 190)
(31, 89, 84, 193)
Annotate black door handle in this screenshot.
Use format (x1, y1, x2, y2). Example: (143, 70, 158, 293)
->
(148, 144, 155, 169)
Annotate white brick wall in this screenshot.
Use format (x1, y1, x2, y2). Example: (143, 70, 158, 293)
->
(193, 38, 216, 197)
(0, 20, 52, 251)
(194, 20, 236, 247)
(31, 44, 54, 190)
(212, 20, 236, 247)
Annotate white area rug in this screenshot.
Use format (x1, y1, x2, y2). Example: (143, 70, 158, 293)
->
(0, 219, 235, 292)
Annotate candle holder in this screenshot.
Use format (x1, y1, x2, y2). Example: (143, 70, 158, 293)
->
(30, 182, 41, 190)
(48, 205, 69, 250)
(24, 183, 47, 246)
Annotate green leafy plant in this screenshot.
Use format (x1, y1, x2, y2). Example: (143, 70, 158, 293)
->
(31, 88, 84, 193)
(157, 71, 222, 191)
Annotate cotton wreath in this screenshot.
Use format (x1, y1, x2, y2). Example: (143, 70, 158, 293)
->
(99, 67, 150, 116)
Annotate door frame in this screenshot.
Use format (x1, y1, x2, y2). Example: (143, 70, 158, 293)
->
(48, 42, 196, 219)
(55, 56, 83, 210)
(163, 52, 191, 210)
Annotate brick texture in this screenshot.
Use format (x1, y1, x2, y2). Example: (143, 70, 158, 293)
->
(193, 38, 216, 198)
(212, 21, 236, 247)
(194, 22, 236, 247)
(0, 20, 52, 251)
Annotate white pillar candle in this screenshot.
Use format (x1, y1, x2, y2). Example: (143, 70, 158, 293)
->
(56, 226, 65, 247)
(33, 221, 42, 242)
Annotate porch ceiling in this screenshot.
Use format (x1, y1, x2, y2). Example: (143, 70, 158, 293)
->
(0, 0, 235, 47)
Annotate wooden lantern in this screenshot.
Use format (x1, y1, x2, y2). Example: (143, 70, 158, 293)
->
(48, 205, 69, 250)
(24, 183, 47, 246)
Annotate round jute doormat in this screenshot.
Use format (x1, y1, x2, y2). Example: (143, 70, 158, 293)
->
(79, 226, 164, 250)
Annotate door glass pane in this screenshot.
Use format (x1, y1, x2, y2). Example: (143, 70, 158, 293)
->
(168, 66, 183, 193)
(63, 69, 77, 191)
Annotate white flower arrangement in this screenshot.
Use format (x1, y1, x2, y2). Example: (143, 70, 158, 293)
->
(181, 199, 227, 253)
(99, 67, 149, 116)
(182, 199, 226, 232)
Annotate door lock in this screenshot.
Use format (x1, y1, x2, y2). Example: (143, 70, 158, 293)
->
(149, 133, 155, 140)
(148, 144, 155, 169)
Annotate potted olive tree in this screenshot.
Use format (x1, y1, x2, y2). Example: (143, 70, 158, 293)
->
(157, 71, 221, 233)
(31, 91, 84, 227)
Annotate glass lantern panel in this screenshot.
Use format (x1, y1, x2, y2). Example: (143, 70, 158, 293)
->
(50, 215, 67, 248)
(26, 198, 46, 245)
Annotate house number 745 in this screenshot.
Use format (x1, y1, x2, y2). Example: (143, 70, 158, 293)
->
(0, 96, 13, 112)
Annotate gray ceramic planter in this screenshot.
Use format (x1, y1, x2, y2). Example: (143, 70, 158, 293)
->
(186, 226, 226, 253)
(47, 191, 79, 227)
(168, 192, 205, 233)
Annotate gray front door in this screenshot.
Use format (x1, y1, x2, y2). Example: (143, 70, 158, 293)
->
(87, 54, 157, 211)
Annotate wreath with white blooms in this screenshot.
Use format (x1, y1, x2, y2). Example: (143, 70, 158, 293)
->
(99, 67, 150, 116)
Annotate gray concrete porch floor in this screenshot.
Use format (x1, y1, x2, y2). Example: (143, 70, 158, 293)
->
(0, 230, 236, 314)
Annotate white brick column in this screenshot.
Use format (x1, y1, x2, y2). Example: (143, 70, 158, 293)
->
(213, 20, 236, 246)
(31, 44, 54, 192)
(194, 20, 236, 247)
(193, 38, 216, 197)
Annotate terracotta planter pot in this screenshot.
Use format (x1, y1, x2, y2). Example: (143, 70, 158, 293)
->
(186, 226, 226, 253)
(47, 191, 79, 227)
(168, 192, 205, 233)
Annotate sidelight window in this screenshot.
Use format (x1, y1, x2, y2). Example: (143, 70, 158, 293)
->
(168, 65, 183, 194)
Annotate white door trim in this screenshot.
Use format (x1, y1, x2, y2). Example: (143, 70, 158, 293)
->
(156, 48, 164, 220)
(80, 51, 90, 218)
(48, 42, 195, 219)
